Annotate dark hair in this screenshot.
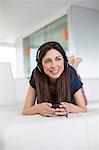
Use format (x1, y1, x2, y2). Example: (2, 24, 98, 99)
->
(34, 41, 72, 103)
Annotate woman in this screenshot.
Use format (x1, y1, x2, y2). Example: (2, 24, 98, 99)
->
(22, 41, 87, 117)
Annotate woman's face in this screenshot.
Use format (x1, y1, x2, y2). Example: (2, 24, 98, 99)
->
(42, 49, 64, 81)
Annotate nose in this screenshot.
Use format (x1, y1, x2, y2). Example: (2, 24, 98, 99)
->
(51, 60, 57, 68)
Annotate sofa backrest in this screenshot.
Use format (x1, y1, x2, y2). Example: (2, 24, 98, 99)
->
(0, 62, 17, 106)
(82, 78, 99, 103)
(14, 78, 29, 105)
(14, 78, 99, 105)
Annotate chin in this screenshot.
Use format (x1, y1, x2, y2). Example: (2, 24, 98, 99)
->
(49, 74, 61, 79)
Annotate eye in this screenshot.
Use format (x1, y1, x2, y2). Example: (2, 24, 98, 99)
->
(44, 59, 51, 63)
(55, 57, 62, 61)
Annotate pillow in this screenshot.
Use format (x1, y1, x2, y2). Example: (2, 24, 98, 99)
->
(0, 62, 17, 106)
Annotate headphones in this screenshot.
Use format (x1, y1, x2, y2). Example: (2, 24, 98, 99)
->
(64, 57, 68, 68)
(36, 48, 43, 72)
(36, 47, 68, 73)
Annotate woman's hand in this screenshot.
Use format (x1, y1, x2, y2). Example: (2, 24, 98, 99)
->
(55, 102, 71, 116)
(36, 102, 56, 117)
(55, 100, 87, 115)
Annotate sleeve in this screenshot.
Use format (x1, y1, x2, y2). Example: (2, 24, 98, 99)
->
(70, 66, 83, 96)
(29, 69, 36, 89)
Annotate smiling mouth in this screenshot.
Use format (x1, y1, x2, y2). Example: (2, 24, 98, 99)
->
(50, 70, 59, 74)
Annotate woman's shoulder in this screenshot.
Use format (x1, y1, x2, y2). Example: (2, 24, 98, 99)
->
(29, 68, 37, 89)
(29, 68, 37, 82)
(69, 65, 77, 75)
(31, 67, 37, 76)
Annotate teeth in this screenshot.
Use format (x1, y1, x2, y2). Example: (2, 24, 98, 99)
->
(51, 70, 58, 74)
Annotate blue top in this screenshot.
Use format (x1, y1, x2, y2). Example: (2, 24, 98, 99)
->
(29, 66, 83, 104)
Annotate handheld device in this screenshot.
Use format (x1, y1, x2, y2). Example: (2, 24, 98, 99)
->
(51, 102, 68, 117)
(52, 103, 60, 108)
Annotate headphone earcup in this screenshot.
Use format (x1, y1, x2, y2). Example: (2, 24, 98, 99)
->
(64, 59, 67, 67)
(37, 62, 43, 72)
(36, 49, 43, 72)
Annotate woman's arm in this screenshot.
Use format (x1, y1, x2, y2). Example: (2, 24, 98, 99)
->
(73, 88, 87, 112)
(22, 85, 55, 116)
(55, 88, 87, 116)
(22, 85, 37, 115)
(63, 89, 87, 113)
(62, 88, 87, 113)
(65, 88, 87, 113)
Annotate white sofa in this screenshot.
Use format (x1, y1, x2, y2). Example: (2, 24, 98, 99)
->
(0, 63, 99, 150)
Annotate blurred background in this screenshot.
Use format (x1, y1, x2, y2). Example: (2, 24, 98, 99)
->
(0, 0, 99, 79)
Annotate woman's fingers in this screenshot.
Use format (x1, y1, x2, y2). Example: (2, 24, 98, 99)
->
(60, 102, 71, 113)
(55, 108, 67, 116)
(38, 102, 55, 117)
(38, 102, 70, 117)
(54, 102, 71, 116)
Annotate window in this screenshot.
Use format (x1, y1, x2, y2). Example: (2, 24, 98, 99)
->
(0, 46, 16, 78)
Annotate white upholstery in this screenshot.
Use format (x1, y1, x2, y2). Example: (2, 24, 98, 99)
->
(82, 78, 99, 103)
(14, 78, 29, 105)
(0, 64, 99, 150)
(0, 63, 17, 106)
(0, 106, 99, 150)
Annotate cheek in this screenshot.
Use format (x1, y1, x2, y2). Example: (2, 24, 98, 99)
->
(43, 65, 51, 75)
(60, 61, 64, 68)
(42, 64, 50, 71)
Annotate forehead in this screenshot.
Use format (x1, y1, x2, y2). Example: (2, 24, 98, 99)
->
(43, 49, 63, 59)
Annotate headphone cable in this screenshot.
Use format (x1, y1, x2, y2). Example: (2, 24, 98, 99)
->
(60, 103, 68, 118)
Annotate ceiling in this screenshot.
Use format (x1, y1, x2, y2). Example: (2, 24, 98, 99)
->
(0, 0, 99, 45)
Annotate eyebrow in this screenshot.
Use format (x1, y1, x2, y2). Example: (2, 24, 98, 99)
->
(43, 55, 62, 61)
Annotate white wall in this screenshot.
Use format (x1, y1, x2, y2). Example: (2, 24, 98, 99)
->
(68, 6, 99, 78)
(98, 12, 99, 76)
